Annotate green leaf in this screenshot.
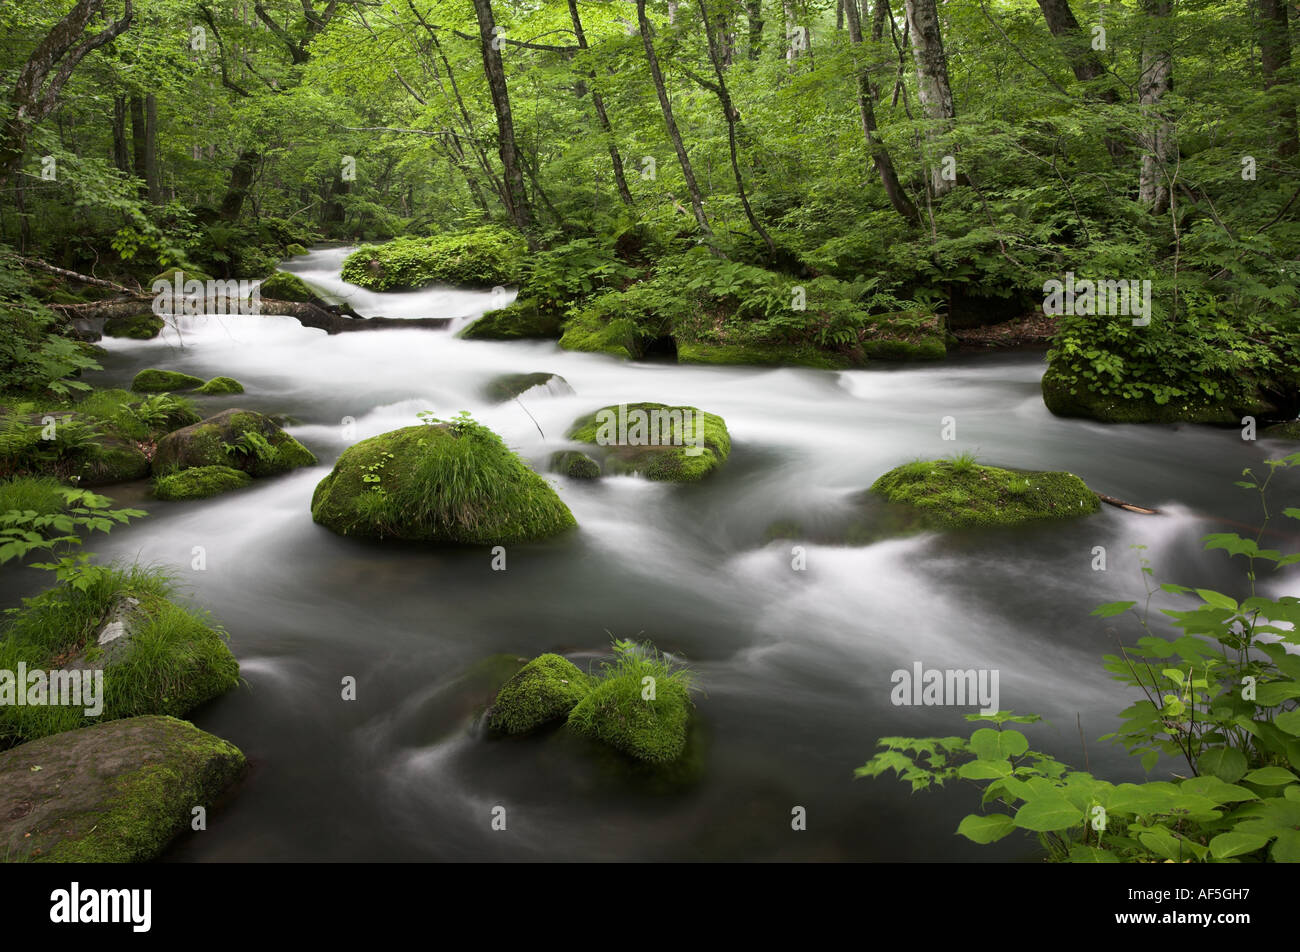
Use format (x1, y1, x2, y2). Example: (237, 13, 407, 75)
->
(1196, 589, 1238, 611)
(1197, 747, 1248, 783)
(1067, 845, 1119, 863)
(969, 728, 1029, 761)
(1242, 766, 1298, 786)
(1272, 829, 1300, 863)
(958, 759, 1012, 780)
(956, 813, 1016, 844)
(1092, 601, 1136, 618)
(1276, 709, 1300, 736)
(1209, 831, 1271, 859)
(1013, 797, 1083, 832)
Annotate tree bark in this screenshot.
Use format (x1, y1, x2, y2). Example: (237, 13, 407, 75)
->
(635, 0, 714, 239)
(144, 92, 161, 203)
(1260, 0, 1299, 158)
(471, 0, 532, 230)
(129, 94, 147, 197)
(1137, 0, 1173, 214)
(111, 94, 129, 173)
(568, 0, 635, 207)
(746, 1, 764, 60)
(1034, 0, 1125, 162)
(219, 148, 259, 220)
(0, 0, 133, 186)
(902, 0, 956, 197)
(845, 0, 918, 221)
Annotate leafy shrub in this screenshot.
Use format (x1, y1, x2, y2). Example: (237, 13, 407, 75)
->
(341, 227, 527, 290)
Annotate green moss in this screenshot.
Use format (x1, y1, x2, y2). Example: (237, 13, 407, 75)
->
(131, 369, 204, 393)
(460, 298, 565, 340)
(1262, 420, 1300, 440)
(103, 312, 165, 340)
(285, 243, 309, 256)
(869, 459, 1101, 530)
(567, 403, 731, 482)
(310, 420, 576, 544)
(558, 306, 639, 359)
(77, 438, 151, 486)
(1042, 363, 1241, 424)
(676, 340, 851, 369)
(860, 311, 948, 360)
(482, 372, 566, 403)
(550, 450, 601, 479)
(258, 271, 320, 303)
(197, 376, 245, 395)
(154, 465, 251, 501)
(488, 654, 592, 734)
(566, 641, 695, 764)
(152, 409, 316, 477)
(340, 227, 527, 290)
(148, 268, 212, 287)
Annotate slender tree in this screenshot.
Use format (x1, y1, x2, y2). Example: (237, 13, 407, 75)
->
(1259, 0, 1298, 159)
(471, 0, 532, 230)
(568, 0, 635, 207)
(902, 0, 956, 197)
(1137, 0, 1174, 214)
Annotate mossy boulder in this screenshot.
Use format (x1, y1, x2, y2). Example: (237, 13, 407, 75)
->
(1041, 362, 1264, 424)
(131, 368, 204, 393)
(1263, 420, 1300, 440)
(568, 403, 731, 482)
(153, 408, 316, 478)
(483, 371, 572, 403)
(197, 375, 245, 395)
(869, 459, 1100, 530)
(103, 312, 165, 340)
(487, 654, 592, 735)
(567, 669, 693, 765)
(676, 340, 853, 369)
(550, 450, 601, 479)
(340, 226, 527, 291)
(0, 715, 245, 863)
(154, 465, 252, 501)
(259, 271, 323, 304)
(78, 437, 151, 486)
(558, 306, 639, 359)
(311, 420, 575, 544)
(285, 242, 309, 256)
(461, 298, 565, 340)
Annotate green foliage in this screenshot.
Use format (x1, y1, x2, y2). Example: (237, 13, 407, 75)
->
(860, 454, 1300, 862)
(340, 227, 528, 290)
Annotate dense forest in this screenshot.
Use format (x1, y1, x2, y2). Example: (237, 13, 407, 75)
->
(0, 0, 1298, 870)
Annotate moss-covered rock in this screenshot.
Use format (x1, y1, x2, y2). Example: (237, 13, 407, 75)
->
(78, 437, 151, 486)
(149, 268, 213, 288)
(103, 312, 165, 340)
(869, 458, 1100, 530)
(487, 654, 592, 735)
(567, 403, 731, 482)
(566, 649, 694, 765)
(285, 243, 309, 256)
(0, 715, 244, 863)
(154, 465, 252, 501)
(1040, 364, 1250, 424)
(482, 371, 571, 403)
(153, 408, 316, 478)
(461, 298, 565, 340)
(258, 271, 323, 304)
(131, 368, 204, 393)
(197, 375, 244, 395)
(311, 419, 575, 544)
(1262, 420, 1300, 440)
(550, 450, 601, 479)
(860, 311, 948, 360)
(340, 227, 527, 291)
(558, 306, 639, 359)
(676, 340, 853, 369)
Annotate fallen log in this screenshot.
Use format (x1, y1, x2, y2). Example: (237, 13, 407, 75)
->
(1096, 493, 1161, 515)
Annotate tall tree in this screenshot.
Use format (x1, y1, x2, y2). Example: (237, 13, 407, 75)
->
(635, 0, 713, 239)
(745, 0, 764, 60)
(471, 0, 532, 230)
(1137, 0, 1174, 214)
(0, 0, 134, 186)
(902, 0, 956, 197)
(844, 0, 917, 221)
(568, 0, 634, 207)
(1259, 0, 1298, 159)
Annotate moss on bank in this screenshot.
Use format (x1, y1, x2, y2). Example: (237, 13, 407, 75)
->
(311, 417, 575, 544)
(869, 458, 1100, 530)
(340, 227, 527, 291)
(460, 298, 565, 340)
(154, 465, 251, 501)
(487, 654, 592, 734)
(568, 403, 731, 482)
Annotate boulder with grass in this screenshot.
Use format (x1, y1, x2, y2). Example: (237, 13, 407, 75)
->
(0, 715, 245, 862)
(566, 640, 695, 765)
(0, 567, 240, 747)
(311, 415, 575, 544)
(869, 457, 1100, 530)
(340, 226, 526, 291)
(103, 312, 165, 340)
(131, 368, 204, 393)
(197, 376, 244, 395)
(567, 403, 731, 482)
(153, 408, 316, 478)
(487, 654, 591, 735)
(154, 465, 252, 501)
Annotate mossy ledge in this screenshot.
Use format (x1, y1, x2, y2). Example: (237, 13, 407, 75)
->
(869, 459, 1101, 530)
(310, 418, 575, 544)
(0, 715, 245, 863)
(567, 403, 731, 482)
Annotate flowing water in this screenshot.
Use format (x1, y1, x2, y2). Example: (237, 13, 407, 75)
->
(6, 246, 1297, 861)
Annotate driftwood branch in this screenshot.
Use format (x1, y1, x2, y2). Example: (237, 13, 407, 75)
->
(1096, 493, 1161, 515)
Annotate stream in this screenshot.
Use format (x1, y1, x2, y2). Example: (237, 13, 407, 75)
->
(5, 245, 1297, 861)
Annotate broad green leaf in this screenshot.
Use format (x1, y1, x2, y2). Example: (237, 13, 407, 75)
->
(969, 728, 1029, 761)
(1091, 601, 1135, 618)
(1068, 845, 1119, 863)
(956, 813, 1016, 844)
(1209, 831, 1271, 859)
(1013, 797, 1083, 832)
(1197, 747, 1248, 783)
(1242, 766, 1298, 786)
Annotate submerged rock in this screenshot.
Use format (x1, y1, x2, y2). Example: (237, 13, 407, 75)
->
(197, 376, 245, 395)
(550, 450, 601, 479)
(483, 371, 572, 403)
(487, 654, 591, 735)
(310, 418, 575, 544)
(131, 368, 204, 393)
(461, 298, 564, 341)
(154, 465, 252, 500)
(568, 402, 731, 482)
(153, 408, 316, 478)
(0, 715, 245, 862)
(869, 458, 1100, 530)
(1263, 420, 1300, 440)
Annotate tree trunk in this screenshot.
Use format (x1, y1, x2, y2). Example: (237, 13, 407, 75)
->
(144, 92, 160, 203)
(471, 0, 532, 230)
(871, 0, 886, 41)
(111, 95, 129, 173)
(746, 1, 764, 60)
(568, 0, 635, 207)
(635, 0, 714, 239)
(845, 0, 918, 221)
(219, 148, 259, 220)
(1260, 0, 1299, 158)
(129, 95, 147, 198)
(1034, 0, 1125, 162)
(902, 0, 956, 197)
(1137, 0, 1173, 214)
